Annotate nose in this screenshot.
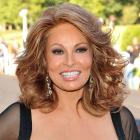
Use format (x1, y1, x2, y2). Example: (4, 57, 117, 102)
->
(63, 53, 76, 67)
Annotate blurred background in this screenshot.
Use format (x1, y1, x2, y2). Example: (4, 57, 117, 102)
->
(0, 0, 140, 135)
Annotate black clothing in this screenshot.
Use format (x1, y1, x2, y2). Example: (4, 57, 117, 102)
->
(127, 50, 136, 64)
(19, 102, 32, 140)
(0, 102, 139, 140)
(133, 44, 140, 57)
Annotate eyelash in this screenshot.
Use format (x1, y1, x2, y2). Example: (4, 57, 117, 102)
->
(52, 49, 63, 54)
(76, 48, 88, 53)
(52, 47, 88, 54)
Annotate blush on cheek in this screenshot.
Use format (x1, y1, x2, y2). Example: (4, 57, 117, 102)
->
(46, 57, 59, 71)
(48, 61, 60, 71)
(46, 52, 65, 72)
(79, 57, 92, 70)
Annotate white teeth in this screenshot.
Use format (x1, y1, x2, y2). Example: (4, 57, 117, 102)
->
(61, 71, 80, 77)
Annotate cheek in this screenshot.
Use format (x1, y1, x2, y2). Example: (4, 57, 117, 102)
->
(46, 54, 63, 72)
(78, 54, 92, 70)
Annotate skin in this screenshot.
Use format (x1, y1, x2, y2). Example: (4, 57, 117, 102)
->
(133, 38, 139, 46)
(46, 24, 92, 91)
(45, 23, 92, 108)
(31, 23, 118, 140)
(127, 45, 134, 52)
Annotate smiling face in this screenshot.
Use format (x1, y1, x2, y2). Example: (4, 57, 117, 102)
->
(45, 23, 92, 92)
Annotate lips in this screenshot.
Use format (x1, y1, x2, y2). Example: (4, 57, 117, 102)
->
(60, 70, 81, 81)
(60, 71, 80, 77)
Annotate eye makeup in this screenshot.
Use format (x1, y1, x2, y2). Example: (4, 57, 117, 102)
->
(52, 49, 64, 54)
(76, 47, 88, 53)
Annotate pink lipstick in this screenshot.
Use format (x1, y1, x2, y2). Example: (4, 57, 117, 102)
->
(60, 70, 81, 81)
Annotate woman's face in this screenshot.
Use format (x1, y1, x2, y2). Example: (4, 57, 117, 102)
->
(45, 23, 92, 92)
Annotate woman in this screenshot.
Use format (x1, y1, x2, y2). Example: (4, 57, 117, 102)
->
(125, 45, 136, 90)
(0, 3, 139, 140)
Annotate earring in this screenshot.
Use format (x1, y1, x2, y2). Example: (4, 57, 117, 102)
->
(89, 72, 93, 92)
(46, 73, 52, 97)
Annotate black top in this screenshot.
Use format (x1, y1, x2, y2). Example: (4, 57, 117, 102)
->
(127, 50, 136, 64)
(0, 102, 139, 140)
(133, 44, 140, 57)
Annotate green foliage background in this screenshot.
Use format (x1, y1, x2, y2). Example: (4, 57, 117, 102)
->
(0, 0, 140, 28)
(69, 0, 104, 17)
(119, 5, 138, 25)
(120, 24, 140, 51)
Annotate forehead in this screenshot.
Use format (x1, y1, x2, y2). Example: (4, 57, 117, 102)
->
(46, 23, 88, 46)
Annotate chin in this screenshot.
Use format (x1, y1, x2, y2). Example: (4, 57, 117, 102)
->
(61, 85, 84, 92)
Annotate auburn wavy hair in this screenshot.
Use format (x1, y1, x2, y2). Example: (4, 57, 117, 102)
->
(15, 3, 129, 116)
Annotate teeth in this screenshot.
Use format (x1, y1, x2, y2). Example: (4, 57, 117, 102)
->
(61, 71, 80, 77)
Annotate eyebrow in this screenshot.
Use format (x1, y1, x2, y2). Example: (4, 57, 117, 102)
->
(49, 42, 89, 48)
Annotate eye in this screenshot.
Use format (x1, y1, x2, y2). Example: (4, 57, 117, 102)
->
(52, 49, 64, 54)
(76, 47, 88, 53)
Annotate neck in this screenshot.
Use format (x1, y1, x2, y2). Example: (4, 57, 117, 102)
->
(54, 85, 84, 113)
